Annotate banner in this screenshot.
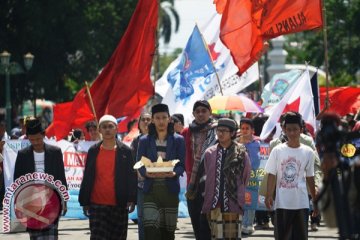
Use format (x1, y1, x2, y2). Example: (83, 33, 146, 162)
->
(261, 69, 303, 111)
(2, 140, 189, 233)
(244, 142, 269, 211)
(157, 13, 259, 124)
(260, 69, 316, 140)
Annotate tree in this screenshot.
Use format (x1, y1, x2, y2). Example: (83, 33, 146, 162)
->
(284, 0, 360, 86)
(0, 0, 137, 110)
(160, 0, 180, 44)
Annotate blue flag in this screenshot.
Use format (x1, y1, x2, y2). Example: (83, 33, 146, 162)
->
(167, 26, 215, 100)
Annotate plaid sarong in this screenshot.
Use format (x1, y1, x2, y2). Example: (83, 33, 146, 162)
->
(143, 180, 179, 239)
(28, 219, 59, 240)
(208, 208, 242, 240)
(89, 204, 128, 240)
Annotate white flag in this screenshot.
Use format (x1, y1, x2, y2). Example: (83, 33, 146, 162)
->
(156, 13, 259, 124)
(260, 68, 316, 140)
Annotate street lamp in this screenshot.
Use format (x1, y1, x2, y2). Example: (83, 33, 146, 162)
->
(23, 53, 35, 116)
(0, 51, 12, 134)
(0, 50, 34, 134)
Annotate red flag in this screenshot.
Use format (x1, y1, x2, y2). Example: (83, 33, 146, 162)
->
(90, 0, 156, 116)
(46, 88, 95, 140)
(215, 0, 322, 73)
(320, 87, 360, 116)
(218, 0, 266, 74)
(47, 0, 157, 140)
(261, 0, 323, 39)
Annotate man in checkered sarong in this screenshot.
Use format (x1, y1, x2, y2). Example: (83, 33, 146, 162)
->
(202, 118, 251, 240)
(137, 104, 185, 240)
(79, 115, 137, 240)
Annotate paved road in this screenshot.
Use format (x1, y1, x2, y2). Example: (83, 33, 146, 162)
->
(0, 214, 339, 239)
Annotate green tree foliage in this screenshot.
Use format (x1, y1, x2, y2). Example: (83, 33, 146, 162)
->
(160, 0, 180, 44)
(0, 0, 137, 107)
(284, 0, 360, 86)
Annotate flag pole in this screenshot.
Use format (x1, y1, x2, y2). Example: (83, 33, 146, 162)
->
(197, 24, 224, 96)
(321, 0, 330, 109)
(85, 81, 98, 124)
(152, 0, 161, 95)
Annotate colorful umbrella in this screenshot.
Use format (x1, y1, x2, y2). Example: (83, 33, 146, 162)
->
(208, 94, 263, 114)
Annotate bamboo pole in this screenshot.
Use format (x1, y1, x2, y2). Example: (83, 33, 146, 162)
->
(152, 0, 161, 95)
(322, 0, 330, 109)
(85, 81, 98, 125)
(197, 25, 224, 96)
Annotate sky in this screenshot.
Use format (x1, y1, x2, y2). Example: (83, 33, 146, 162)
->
(159, 0, 216, 54)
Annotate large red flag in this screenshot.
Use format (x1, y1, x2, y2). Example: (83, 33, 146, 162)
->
(320, 87, 360, 116)
(261, 0, 323, 39)
(47, 0, 157, 140)
(215, 0, 323, 73)
(218, 0, 266, 74)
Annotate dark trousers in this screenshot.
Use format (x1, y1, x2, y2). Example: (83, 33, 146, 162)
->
(275, 208, 309, 240)
(255, 210, 270, 225)
(187, 192, 211, 240)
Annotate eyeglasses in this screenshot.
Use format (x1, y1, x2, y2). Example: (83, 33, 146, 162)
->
(100, 124, 116, 130)
(140, 118, 151, 122)
(216, 128, 231, 134)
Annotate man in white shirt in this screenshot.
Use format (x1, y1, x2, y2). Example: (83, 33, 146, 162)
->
(265, 112, 318, 239)
(14, 117, 67, 239)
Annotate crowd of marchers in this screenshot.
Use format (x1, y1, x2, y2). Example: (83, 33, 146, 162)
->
(0, 101, 359, 240)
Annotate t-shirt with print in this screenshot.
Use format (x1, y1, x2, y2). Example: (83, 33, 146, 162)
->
(33, 151, 45, 173)
(265, 143, 315, 210)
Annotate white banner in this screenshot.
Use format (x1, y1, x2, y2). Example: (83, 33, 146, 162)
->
(2, 140, 189, 233)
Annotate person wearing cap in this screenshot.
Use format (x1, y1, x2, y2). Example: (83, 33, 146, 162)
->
(238, 118, 262, 235)
(13, 117, 68, 239)
(85, 120, 101, 141)
(202, 118, 251, 239)
(182, 100, 217, 240)
(136, 103, 185, 240)
(171, 113, 184, 134)
(79, 114, 137, 240)
(265, 112, 318, 240)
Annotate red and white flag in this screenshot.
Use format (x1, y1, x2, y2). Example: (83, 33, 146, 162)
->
(260, 68, 316, 140)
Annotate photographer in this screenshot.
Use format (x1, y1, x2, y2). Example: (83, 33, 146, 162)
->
(315, 113, 360, 239)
